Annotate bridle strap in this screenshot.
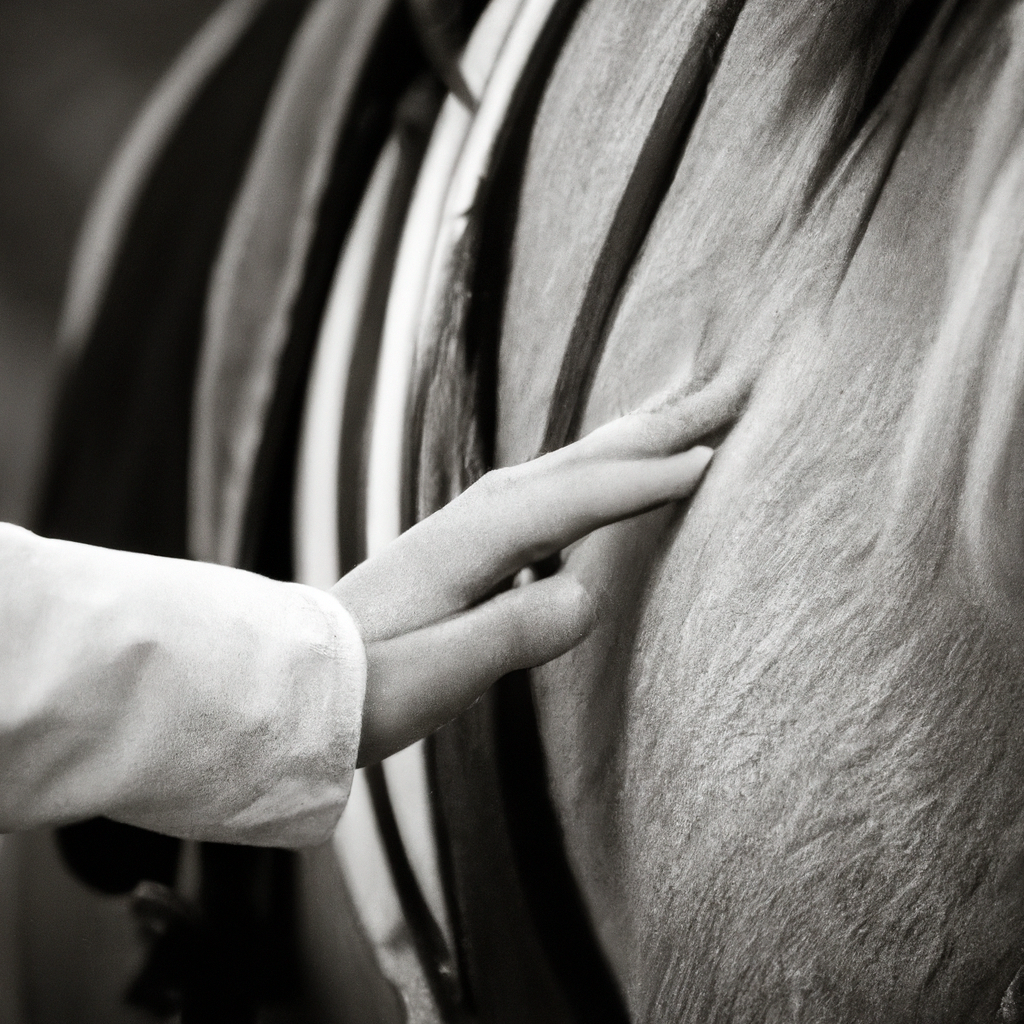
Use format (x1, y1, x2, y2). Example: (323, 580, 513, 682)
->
(540, 0, 744, 454)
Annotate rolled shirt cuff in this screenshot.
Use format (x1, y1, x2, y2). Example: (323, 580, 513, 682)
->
(0, 524, 367, 847)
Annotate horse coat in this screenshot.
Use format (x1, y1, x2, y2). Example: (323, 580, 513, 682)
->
(8, 0, 1024, 1021)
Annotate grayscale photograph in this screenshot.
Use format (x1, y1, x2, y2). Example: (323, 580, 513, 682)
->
(0, 0, 1021, 1021)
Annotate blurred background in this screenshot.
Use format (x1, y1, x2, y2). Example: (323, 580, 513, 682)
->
(0, 0, 221, 525)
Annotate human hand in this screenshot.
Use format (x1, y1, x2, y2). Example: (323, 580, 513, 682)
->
(331, 412, 713, 766)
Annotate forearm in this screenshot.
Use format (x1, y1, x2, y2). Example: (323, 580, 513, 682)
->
(0, 523, 365, 847)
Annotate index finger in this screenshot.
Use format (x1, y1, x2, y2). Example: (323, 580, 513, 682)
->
(333, 414, 713, 641)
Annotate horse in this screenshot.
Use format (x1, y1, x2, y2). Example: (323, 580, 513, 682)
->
(4, 0, 1024, 1021)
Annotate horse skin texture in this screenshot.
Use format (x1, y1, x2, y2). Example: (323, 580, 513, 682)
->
(493, 0, 1024, 1021)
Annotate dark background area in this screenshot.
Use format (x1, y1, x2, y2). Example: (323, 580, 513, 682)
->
(0, 0, 221, 524)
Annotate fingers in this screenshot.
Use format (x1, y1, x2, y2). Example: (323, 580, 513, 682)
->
(452, 443, 714, 581)
(340, 404, 720, 766)
(335, 438, 712, 642)
(356, 574, 593, 766)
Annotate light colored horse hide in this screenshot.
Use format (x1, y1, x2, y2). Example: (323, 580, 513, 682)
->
(497, 0, 1024, 1019)
(8, 0, 1024, 1021)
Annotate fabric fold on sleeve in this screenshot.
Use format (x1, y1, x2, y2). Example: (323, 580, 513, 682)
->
(0, 522, 366, 848)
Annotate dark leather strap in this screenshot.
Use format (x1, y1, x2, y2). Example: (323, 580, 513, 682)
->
(540, 0, 743, 454)
(406, 0, 490, 106)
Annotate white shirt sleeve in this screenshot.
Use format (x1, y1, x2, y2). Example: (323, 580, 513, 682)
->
(0, 522, 366, 848)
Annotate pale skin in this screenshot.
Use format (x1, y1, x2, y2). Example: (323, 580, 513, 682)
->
(334, 411, 713, 766)
(0, 409, 708, 846)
